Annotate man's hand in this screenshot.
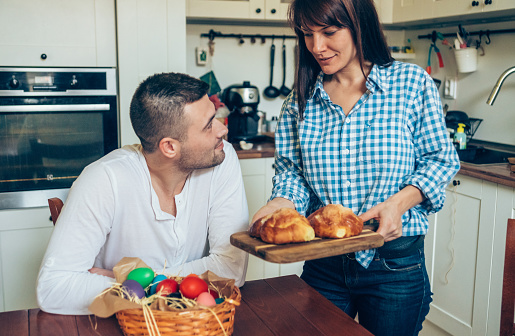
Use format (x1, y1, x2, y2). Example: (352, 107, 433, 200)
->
(359, 185, 425, 242)
(89, 267, 115, 279)
(250, 197, 295, 225)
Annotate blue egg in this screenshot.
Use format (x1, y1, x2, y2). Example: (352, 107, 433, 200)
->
(149, 274, 168, 295)
(122, 279, 145, 299)
(215, 298, 225, 304)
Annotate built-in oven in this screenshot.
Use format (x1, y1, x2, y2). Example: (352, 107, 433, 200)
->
(0, 67, 118, 210)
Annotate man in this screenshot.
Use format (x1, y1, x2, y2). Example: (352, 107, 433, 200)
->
(37, 72, 249, 315)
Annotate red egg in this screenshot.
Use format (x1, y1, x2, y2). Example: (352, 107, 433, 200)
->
(156, 279, 178, 296)
(179, 277, 208, 299)
(208, 288, 219, 299)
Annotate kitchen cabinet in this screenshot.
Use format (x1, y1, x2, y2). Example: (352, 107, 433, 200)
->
(374, 0, 393, 24)
(392, 0, 433, 23)
(0, 208, 54, 312)
(424, 174, 515, 336)
(187, 0, 291, 21)
(117, 0, 187, 146)
(239, 157, 304, 281)
(0, 0, 116, 67)
(431, 0, 484, 19)
(392, 0, 515, 23)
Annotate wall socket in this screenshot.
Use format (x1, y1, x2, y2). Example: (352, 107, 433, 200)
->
(196, 47, 208, 66)
(444, 77, 457, 99)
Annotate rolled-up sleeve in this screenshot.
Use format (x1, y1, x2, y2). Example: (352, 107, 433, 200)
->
(401, 73, 460, 215)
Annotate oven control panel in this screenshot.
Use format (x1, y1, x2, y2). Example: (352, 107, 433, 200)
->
(0, 67, 116, 96)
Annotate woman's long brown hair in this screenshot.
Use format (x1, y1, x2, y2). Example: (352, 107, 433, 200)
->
(288, 0, 393, 119)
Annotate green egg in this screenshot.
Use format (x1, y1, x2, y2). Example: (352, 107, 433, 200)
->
(127, 267, 155, 288)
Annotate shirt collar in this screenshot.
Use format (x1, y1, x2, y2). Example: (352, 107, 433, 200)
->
(310, 62, 396, 99)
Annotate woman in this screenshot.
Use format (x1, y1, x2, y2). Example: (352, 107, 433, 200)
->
(251, 0, 460, 335)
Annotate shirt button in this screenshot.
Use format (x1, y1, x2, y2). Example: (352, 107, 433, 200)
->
(344, 181, 351, 187)
(346, 118, 351, 124)
(343, 149, 350, 155)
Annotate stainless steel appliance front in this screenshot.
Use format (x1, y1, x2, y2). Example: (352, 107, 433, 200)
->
(0, 67, 119, 209)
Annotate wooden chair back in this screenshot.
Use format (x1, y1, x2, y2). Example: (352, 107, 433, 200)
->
(500, 218, 515, 336)
(48, 197, 64, 225)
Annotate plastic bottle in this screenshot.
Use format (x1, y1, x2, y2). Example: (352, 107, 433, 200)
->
(454, 123, 467, 150)
(268, 116, 278, 133)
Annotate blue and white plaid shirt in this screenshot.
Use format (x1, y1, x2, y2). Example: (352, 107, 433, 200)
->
(270, 61, 460, 268)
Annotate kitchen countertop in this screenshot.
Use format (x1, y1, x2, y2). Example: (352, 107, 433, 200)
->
(234, 137, 515, 189)
(459, 162, 515, 188)
(233, 133, 275, 159)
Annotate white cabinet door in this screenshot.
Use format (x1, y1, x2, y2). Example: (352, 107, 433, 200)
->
(187, 0, 290, 20)
(418, 0, 514, 21)
(0, 207, 54, 312)
(264, 0, 291, 20)
(392, 0, 432, 22)
(374, 0, 394, 24)
(432, 0, 485, 19)
(187, 0, 264, 19)
(240, 157, 304, 280)
(0, 0, 116, 67)
(425, 175, 496, 336)
(241, 158, 279, 280)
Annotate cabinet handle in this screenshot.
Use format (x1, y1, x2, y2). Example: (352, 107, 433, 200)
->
(270, 8, 277, 14)
(272, 163, 276, 169)
(40, 53, 47, 60)
(256, 8, 261, 13)
(452, 180, 461, 186)
(471, 1, 479, 6)
(484, 0, 492, 4)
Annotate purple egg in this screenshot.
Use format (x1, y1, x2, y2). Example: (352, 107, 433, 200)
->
(122, 279, 145, 299)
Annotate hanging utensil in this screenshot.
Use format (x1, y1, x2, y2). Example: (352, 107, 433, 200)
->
(279, 40, 291, 97)
(264, 37, 280, 99)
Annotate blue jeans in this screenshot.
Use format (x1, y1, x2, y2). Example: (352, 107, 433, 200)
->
(300, 248, 432, 336)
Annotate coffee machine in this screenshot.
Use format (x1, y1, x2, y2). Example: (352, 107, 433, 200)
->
(222, 81, 265, 142)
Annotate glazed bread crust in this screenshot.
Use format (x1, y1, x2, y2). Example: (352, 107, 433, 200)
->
(307, 204, 363, 238)
(249, 208, 315, 244)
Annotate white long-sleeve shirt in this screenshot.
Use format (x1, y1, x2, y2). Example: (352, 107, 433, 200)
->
(37, 141, 249, 315)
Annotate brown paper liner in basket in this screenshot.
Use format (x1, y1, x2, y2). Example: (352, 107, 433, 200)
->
(115, 285, 241, 336)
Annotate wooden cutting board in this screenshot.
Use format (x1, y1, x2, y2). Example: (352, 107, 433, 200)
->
(230, 230, 384, 264)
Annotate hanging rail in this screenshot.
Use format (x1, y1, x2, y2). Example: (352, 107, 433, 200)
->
(418, 28, 515, 41)
(200, 29, 296, 42)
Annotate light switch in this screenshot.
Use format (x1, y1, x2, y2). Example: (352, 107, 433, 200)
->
(444, 77, 457, 99)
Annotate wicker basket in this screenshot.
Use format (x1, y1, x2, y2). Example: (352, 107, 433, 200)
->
(115, 285, 241, 336)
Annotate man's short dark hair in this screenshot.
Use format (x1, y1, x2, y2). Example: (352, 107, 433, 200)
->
(130, 72, 210, 153)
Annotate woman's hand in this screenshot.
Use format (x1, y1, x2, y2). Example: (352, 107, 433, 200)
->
(89, 267, 115, 279)
(251, 197, 295, 225)
(359, 185, 425, 242)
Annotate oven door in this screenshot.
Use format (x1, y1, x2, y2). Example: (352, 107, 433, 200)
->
(0, 96, 118, 209)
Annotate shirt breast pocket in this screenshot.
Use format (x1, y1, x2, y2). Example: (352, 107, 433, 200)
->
(358, 117, 413, 166)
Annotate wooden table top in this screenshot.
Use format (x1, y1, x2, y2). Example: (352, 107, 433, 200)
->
(0, 275, 372, 336)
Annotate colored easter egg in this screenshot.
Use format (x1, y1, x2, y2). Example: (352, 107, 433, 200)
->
(208, 288, 219, 299)
(156, 279, 178, 296)
(179, 277, 208, 299)
(215, 298, 225, 304)
(127, 267, 154, 288)
(149, 274, 167, 295)
(196, 292, 216, 307)
(122, 279, 145, 299)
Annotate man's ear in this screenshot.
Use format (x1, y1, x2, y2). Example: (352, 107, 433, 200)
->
(158, 137, 180, 159)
